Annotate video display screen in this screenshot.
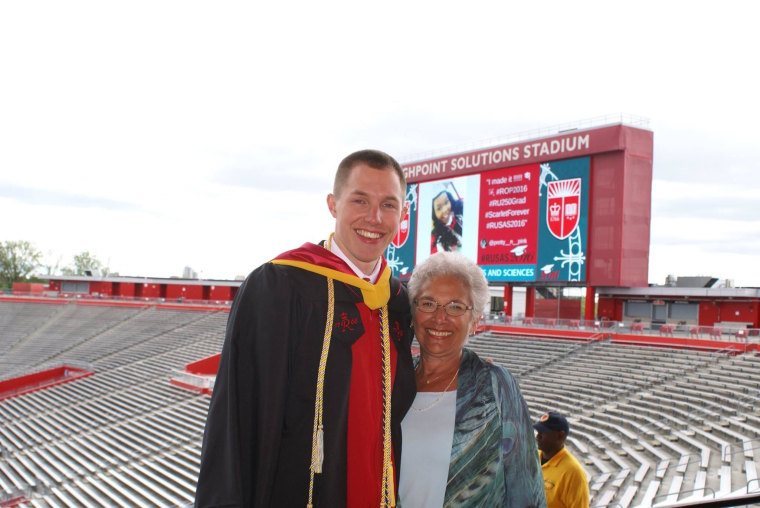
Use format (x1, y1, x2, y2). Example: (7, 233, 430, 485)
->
(386, 156, 589, 283)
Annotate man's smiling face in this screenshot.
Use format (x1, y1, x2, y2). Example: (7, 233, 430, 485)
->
(327, 162, 404, 274)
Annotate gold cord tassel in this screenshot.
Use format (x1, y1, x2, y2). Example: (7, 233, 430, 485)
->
(315, 425, 324, 474)
(307, 278, 335, 507)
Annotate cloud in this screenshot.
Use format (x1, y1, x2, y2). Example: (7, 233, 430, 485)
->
(651, 218, 760, 250)
(654, 194, 758, 221)
(213, 153, 333, 193)
(0, 182, 142, 212)
(653, 125, 760, 184)
(652, 180, 759, 221)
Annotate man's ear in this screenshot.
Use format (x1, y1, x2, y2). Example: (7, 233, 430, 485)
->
(327, 193, 337, 218)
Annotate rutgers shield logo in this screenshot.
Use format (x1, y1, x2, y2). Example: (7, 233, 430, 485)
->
(546, 179, 581, 240)
(391, 201, 411, 248)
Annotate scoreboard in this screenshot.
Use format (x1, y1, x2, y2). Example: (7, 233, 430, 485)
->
(386, 123, 653, 287)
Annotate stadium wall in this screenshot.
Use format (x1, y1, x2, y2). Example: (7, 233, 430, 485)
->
(597, 290, 760, 328)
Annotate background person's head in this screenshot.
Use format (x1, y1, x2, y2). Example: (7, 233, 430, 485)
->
(533, 411, 569, 458)
(327, 150, 406, 274)
(407, 252, 489, 360)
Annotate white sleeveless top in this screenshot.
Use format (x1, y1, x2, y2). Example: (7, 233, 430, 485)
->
(398, 390, 457, 507)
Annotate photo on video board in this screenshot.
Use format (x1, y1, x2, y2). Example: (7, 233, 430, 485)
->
(416, 175, 480, 264)
(430, 181, 464, 253)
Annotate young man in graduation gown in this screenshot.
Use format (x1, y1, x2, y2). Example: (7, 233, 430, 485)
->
(195, 149, 416, 508)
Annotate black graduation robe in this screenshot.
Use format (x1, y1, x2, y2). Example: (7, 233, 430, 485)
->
(195, 242, 415, 507)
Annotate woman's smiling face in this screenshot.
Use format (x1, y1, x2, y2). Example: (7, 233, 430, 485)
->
(413, 274, 476, 362)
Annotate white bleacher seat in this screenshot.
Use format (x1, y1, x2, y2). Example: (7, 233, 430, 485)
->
(0, 459, 27, 492)
(637, 479, 661, 507)
(692, 469, 707, 496)
(62, 483, 99, 508)
(589, 471, 611, 492)
(618, 484, 639, 508)
(144, 459, 197, 495)
(46, 487, 71, 508)
(110, 469, 172, 506)
(663, 474, 683, 504)
(131, 462, 195, 503)
(0, 475, 13, 498)
(743, 439, 756, 459)
(718, 464, 732, 495)
(5, 457, 36, 489)
(18, 451, 62, 485)
(74, 480, 114, 507)
(745, 460, 758, 487)
(53, 442, 98, 474)
(722, 443, 732, 463)
(0, 426, 24, 450)
(676, 454, 692, 474)
(592, 489, 616, 507)
(634, 462, 650, 483)
(654, 459, 669, 479)
(611, 468, 630, 488)
(96, 470, 151, 506)
(88, 475, 131, 506)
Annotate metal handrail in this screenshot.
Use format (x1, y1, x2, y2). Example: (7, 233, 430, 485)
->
(483, 315, 760, 347)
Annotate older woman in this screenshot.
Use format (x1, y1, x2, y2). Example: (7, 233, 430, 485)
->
(399, 252, 546, 507)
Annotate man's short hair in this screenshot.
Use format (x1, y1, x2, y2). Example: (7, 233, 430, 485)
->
(333, 149, 406, 199)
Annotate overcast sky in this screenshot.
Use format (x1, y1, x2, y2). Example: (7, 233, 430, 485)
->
(1, 1, 759, 287)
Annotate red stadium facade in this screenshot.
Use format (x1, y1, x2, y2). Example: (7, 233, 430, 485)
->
(597, 286, 760, 331)
(44, 275, 239, 305)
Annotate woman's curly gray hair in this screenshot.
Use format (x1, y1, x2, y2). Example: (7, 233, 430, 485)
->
(407, 252, 489, 322)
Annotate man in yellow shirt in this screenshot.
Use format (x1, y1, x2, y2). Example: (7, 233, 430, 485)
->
(534, 411, 590, 508)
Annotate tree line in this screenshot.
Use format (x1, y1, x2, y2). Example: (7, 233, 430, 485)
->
(0, 240, 112, 288)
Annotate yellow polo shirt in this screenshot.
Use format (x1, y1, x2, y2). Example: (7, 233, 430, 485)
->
(540, 447, 589, 508)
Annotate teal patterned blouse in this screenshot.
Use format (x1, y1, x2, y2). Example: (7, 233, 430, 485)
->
(443, 348, 547, 507)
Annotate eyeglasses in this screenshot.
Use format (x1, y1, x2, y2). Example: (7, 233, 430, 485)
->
(414, 298, 473, 317)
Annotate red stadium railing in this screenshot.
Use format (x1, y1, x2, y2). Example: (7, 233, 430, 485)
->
(0, 363, 94, 401)
(483, 315, 760, 353)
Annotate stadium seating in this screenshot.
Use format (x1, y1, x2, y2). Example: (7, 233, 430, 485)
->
(0, 302, 226, 506)
(1, 302, 759, 507)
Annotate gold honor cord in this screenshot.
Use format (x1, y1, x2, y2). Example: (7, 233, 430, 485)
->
(307, 277, 335, 508)
(379, 305, 395, 507)
(302, 234, 395, 507)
